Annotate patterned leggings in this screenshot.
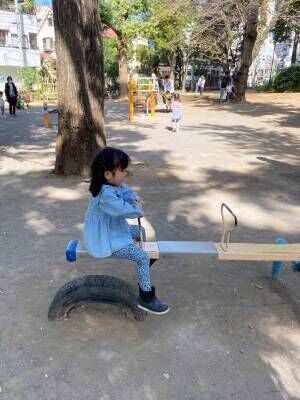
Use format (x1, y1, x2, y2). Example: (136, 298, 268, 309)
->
(112, 225, 151, 291)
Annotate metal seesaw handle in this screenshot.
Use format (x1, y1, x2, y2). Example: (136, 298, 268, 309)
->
(220, 203, 238, 251)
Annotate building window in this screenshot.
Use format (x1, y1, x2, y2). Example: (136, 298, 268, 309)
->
(0, 30, 8, 47)
(43, 37, 54, 51)
(29, 33, 37, 49)
(11, 34, 18, 48)
(22, 35, 29, 49)
(47, 16, 53, 26)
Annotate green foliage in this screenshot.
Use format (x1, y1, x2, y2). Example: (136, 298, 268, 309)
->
(149, 0, 193, 52)
(100, 0, 152, 39)
(256, 83, 275, 92)
(18, 67, 39, 91)
(20, 0, 35, 14)
(103, 38, 119, 80)
(135, 44, 155, 74)
(273, 65, 300, 92)
(272, 0, 300, 42)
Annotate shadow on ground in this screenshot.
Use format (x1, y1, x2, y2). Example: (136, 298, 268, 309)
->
(0, 102, 300, 399)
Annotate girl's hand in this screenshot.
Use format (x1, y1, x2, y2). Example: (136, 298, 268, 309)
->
(134, 198, 144, 207)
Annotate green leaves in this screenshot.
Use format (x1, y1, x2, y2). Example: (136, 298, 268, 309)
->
(99, 0, 151, 37)
(273, 0, 300, 42)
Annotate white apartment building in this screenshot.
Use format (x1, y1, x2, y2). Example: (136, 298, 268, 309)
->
(0, 9, 40, 91)
(248, 0, 300, 86)
(249, 31, 300, 87)
(36, 6, 55, 58)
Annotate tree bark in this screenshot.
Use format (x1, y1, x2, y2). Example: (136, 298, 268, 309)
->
(291, 30, 299, 65)
(235, 4, 260, 102)
(53, 0, 106, 176)
(169, 52, 177, 81)
(118, 35, 128, 99)
(181, 58, 189, 92)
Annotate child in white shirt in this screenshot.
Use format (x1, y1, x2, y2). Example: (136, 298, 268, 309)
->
(0, 91, 5, 118)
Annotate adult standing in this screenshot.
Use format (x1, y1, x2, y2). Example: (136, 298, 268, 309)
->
(197, 75, 206, 95)
(162, 75, 174, 111)
(219, 71, 231, 103)
(5, 76, 18, 116)
(162, 75, 174, 95)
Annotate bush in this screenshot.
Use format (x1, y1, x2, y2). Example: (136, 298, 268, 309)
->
(18, 67, 40, 92)
(256, 83, 275, 92)
(273, 65, 300, 92)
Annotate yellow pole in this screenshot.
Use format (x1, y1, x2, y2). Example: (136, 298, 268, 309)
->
(129, 79, 134, 122)
(150, 79, 155, 116)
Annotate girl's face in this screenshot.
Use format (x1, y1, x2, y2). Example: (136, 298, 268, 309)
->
(104, 168, 126, 186)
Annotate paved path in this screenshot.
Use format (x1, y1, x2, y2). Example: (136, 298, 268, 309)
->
(0, 94, 300, 400)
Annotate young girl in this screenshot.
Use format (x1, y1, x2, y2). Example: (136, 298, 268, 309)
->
(171, 93, 183, 132)
(84, 147, 169, 315)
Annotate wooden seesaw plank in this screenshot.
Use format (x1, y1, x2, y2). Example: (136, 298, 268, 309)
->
(215, 243, 300, 261)
(67, 240, 217, 262)
(157, 241, 217, 255)
(67, 240, 300, 263)
(72, 240, 160, 261)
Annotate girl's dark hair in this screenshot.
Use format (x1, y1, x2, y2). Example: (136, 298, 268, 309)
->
(7, 76, 12, 81)
(173, 93, 180, 101)
(89, 147, 130, 197)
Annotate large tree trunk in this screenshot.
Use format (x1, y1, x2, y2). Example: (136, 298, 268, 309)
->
(118, 35, 128, 99)
(169, 52, 177, 81)
(53, 0, 105, 176)
(235, 4, 260, 102)
(291, 31, 299, 65)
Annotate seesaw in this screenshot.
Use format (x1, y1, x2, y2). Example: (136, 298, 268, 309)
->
(48, 204, 300, 321)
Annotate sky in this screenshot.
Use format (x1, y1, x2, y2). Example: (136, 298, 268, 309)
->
(35, 0, 52, 5)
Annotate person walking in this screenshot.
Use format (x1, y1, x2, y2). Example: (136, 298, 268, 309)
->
(5, 76, 18, 116)
(197, 75, 206, 95)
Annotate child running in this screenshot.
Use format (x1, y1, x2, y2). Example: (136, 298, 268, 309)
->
(171, 93, 183, 132)
(83, 147, 169, 315)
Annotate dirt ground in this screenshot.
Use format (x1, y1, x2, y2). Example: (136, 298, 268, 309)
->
(0, 91, 300, 400)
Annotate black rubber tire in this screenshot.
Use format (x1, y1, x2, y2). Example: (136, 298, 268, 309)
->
(48, 275, 147, 321)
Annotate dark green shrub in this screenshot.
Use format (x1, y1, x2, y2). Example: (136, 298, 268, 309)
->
(273, 65, 300, 92)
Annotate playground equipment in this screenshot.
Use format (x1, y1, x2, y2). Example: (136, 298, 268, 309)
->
(128, 77, 158, 121)
(43, 100, 50, 128)
(48, 204, 300, 321)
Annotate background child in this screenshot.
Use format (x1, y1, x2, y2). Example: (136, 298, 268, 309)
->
(84, 147, 169, 315)
(0, 91, 5, 118)
(171, 93, 183, 132)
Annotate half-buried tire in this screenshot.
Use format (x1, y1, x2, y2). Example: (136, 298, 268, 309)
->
(48, 275, 147, 321)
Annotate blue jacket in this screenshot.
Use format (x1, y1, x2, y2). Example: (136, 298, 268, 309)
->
(83, 184, 142, 258)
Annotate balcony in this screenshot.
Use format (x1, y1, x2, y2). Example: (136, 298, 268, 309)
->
(0, 46, 40, 67)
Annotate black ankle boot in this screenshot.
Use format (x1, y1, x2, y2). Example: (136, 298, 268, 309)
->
(138, 286, 169, 315)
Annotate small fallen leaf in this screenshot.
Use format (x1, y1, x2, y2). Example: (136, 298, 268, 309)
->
(163, 373, 170, 379)
(255, 284, 263, 289)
